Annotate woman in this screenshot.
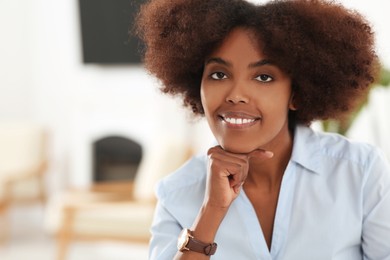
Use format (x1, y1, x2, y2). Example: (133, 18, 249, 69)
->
(136, 0, 390, 259)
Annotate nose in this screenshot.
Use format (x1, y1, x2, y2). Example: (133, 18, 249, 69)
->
(225, 82, 249, 104)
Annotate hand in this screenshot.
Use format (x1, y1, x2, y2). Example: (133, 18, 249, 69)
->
(204, 146, 273, 210)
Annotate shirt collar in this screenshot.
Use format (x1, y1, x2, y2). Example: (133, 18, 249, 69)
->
(290, 125, 324, 175)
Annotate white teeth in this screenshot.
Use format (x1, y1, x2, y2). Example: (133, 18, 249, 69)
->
(224, 117, 255, 125)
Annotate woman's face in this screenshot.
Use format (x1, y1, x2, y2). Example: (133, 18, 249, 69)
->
(200, 28, 295, 154)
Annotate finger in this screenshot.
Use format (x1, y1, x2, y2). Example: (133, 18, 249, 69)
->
(207, 146, 250, 184)
(247, 149, 274, 159)
(225, 165, 248, 188)
(218, 162, 245, 179)
(209, 152, 248, 168)
(208, 146, 249, 161)
(208, 148, 247, 166)
(232, 182, 244, 194)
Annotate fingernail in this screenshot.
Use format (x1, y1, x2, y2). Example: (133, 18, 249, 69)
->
(265, 151, 274, 158)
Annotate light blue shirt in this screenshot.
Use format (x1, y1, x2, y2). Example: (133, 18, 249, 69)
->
(149, 125, 390, 259)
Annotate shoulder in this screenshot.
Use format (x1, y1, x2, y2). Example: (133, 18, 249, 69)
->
(317, 128, 375, 159)
(155, 154, 208, 203)
(153, 154, 208, 227)
(293, 125, 389, 174)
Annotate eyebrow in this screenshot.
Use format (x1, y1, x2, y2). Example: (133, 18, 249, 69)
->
(205, 57, 272, 68)
(248, 59, 272, 68)
(205, 57, 231, 67)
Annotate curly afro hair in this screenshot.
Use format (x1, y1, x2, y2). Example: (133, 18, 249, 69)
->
(135, 0, 380, 125)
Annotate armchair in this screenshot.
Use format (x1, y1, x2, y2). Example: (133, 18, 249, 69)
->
(44, 138, 193, 260)
(0, 122, 48, 238)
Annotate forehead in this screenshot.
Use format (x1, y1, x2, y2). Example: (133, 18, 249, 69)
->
(207, 27, 266, 62)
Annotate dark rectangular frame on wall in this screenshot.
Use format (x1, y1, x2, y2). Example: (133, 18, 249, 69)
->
(78, 0, 145, 64)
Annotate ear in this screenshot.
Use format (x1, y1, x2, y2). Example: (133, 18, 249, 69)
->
(289, 93, 297, 111)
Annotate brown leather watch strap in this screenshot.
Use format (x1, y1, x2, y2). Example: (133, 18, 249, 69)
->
(186, 231, 217, 256)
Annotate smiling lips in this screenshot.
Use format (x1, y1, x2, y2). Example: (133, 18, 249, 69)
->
(219, 112, 261, 128)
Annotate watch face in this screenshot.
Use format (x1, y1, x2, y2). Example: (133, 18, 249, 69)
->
(177, 229, 190, 251)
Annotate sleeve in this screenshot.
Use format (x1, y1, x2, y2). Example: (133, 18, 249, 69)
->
(362, 148, 390, 260)
(149, 182, 182, 260)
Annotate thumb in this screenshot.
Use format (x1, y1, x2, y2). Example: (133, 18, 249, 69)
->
(247, 149, 274, 160)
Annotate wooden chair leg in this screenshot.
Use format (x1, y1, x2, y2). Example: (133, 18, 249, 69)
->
(0, 202, 9, 243)
(0, 183, 11, 243)
(38, 174, 47, 205)
(57, 207, 75, 260)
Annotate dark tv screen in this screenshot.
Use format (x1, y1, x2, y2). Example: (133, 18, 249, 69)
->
(78, 0, 145, 64)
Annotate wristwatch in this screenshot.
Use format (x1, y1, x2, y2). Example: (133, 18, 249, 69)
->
(177, 228, 218, 256)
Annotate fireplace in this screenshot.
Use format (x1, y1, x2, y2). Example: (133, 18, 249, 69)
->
(93, 136, 142, 183)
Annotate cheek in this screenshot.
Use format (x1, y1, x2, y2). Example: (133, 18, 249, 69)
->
(200, 87, 214, 124)
(200, 85, 208, 111)
(200, 84, 219, 113)
(263, 87, 292, 110)
(257, 95, 292, 125)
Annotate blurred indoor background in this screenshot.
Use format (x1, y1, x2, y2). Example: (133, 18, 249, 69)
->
(0, 0, 389, 260)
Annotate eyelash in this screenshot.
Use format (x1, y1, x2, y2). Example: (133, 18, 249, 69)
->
(210, 72, 228, 80)
(209, 72, 274, 82)
(255, 74, 273, 82)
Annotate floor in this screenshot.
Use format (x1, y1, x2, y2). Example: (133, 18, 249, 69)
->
(0, 205, 148, 260)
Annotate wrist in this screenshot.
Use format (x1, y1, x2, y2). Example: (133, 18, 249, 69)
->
(177, 228, 217, 256)
(191, 203, 228, 243)
(203, 197, 232, 212)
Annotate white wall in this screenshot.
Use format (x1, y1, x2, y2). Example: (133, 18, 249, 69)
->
(339, 0, 390, 68)
(0, 0, 34, 120)
(0, 0, 214, 193)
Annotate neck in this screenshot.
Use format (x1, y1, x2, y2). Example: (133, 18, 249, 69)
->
(245, 126, 294, 193)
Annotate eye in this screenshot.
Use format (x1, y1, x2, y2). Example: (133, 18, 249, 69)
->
(210, 72, 228, 80)
(255, 74, 273, 82)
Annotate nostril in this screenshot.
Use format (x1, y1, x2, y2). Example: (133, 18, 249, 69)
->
(226, 97, 236, 104)
(226, 95, 248, 104)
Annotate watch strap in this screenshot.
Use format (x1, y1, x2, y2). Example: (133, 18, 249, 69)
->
(186, 231, 217, 256)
